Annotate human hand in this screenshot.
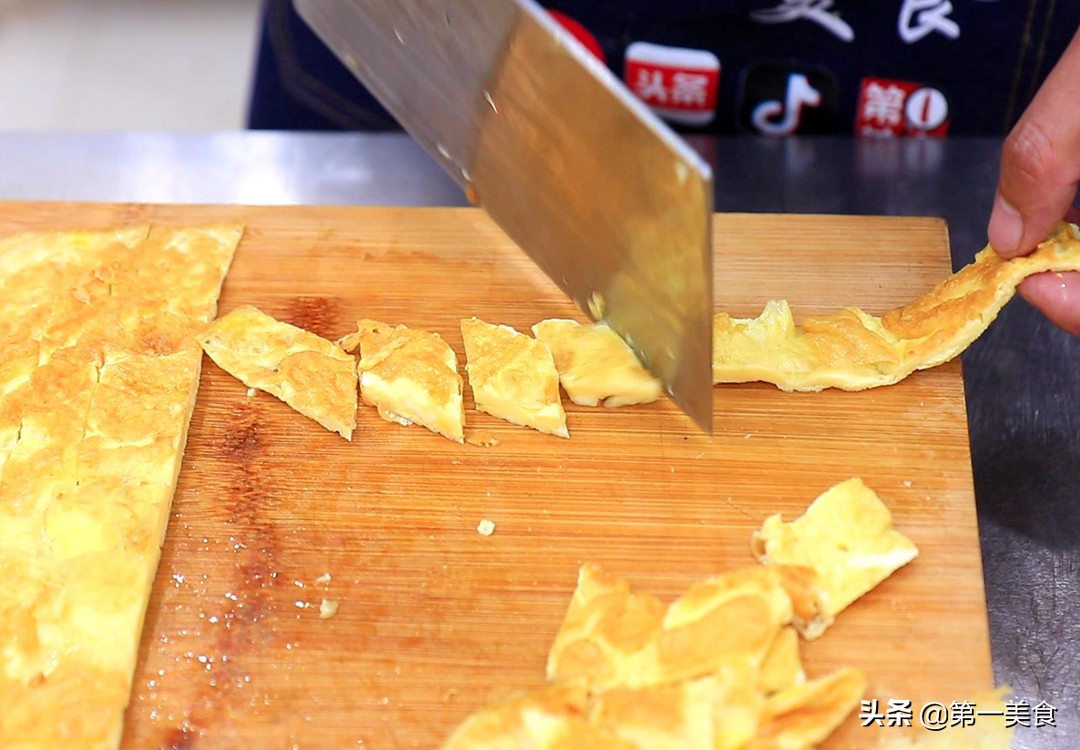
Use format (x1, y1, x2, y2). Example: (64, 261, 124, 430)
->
(987, 27, 1080, 333)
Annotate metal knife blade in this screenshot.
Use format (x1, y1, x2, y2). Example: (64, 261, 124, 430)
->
(295, 0, 714, 433)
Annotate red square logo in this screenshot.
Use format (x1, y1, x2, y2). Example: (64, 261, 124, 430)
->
(856, 77, 949, 137)
(624, 42, 720, 127)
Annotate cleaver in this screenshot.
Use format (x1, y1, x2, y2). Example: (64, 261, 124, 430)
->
(295, 0, 714, 433)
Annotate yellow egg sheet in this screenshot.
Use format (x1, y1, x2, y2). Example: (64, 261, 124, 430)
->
(714, 222, 1080, 391)
(0, 223, 242, 750)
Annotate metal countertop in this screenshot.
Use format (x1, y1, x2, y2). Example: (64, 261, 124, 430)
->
(2, 131, 1075, 748)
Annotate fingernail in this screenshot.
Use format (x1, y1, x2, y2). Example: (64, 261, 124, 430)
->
(989, 194, 1023, 256)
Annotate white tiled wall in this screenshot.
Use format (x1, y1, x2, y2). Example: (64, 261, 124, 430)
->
(0, 0, 263, 130)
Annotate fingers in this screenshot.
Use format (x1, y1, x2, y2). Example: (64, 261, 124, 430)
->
(1017, 271, 1080, 335)
(989, 27, 1080, 259)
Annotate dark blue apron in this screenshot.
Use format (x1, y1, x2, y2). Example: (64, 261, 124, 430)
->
(247, 0, 1079, 137)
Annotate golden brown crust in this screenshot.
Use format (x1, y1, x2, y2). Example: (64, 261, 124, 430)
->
(341, 318, 465, 442)
(0, 225, 150, 346)
(461, 317, 568, 438)
(198, 305, 358, 440)
(531, 319, 662, 408)
(0, 223, 242, 750)
(714, 222, 1080, 391)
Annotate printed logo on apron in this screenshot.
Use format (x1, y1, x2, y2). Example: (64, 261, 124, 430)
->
(624, 41, 721, 127)
(738, 62, 838, 135)
(855, 77, 950, 137)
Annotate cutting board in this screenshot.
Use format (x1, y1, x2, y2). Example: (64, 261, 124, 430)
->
(4, 203, 993, 748)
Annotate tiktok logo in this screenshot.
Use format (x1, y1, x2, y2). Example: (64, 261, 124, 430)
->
(739, 63, 837, 135)
(752, 74, 822, 135)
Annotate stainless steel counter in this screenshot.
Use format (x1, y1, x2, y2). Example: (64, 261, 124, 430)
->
(2, 131, 1075, 748)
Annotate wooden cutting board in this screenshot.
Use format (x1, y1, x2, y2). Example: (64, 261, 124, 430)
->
(4, 203, 993, 748)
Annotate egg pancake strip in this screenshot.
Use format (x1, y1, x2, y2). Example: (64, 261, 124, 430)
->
(714, 222, 1080, 391)
(339, 319, 465, 443)
(531, 319, 662, 408)
(752, 477, 919, 624)
(460, 316, 568, 438)
(197, 305, 358, 440)
(0, 223, 242, 750)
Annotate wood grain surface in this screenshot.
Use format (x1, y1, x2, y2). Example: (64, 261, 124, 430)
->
(1, 203, 993, 749)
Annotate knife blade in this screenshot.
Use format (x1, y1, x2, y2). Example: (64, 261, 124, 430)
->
(295, 0, 714, 433)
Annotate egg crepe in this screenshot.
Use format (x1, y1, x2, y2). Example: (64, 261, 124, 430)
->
(531, 319, 662, 408)
(460, 317, 568, 438)
(444, 562, 863, 750)
(198, 305, 358, 440)
(440, 474, 943, 748)
(339, 319, 465, 443)
(745, 667, 868, 750)
(546, 563, 828, 694)
(757, 627, 804, 696)
(714, 221, 1080, 391)
(0, 223, 242, 750)
(752, 477, 919, 624)
(588, 667, 763, 750)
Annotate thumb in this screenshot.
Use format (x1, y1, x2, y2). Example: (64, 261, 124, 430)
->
(988, 26, 1080, 259)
